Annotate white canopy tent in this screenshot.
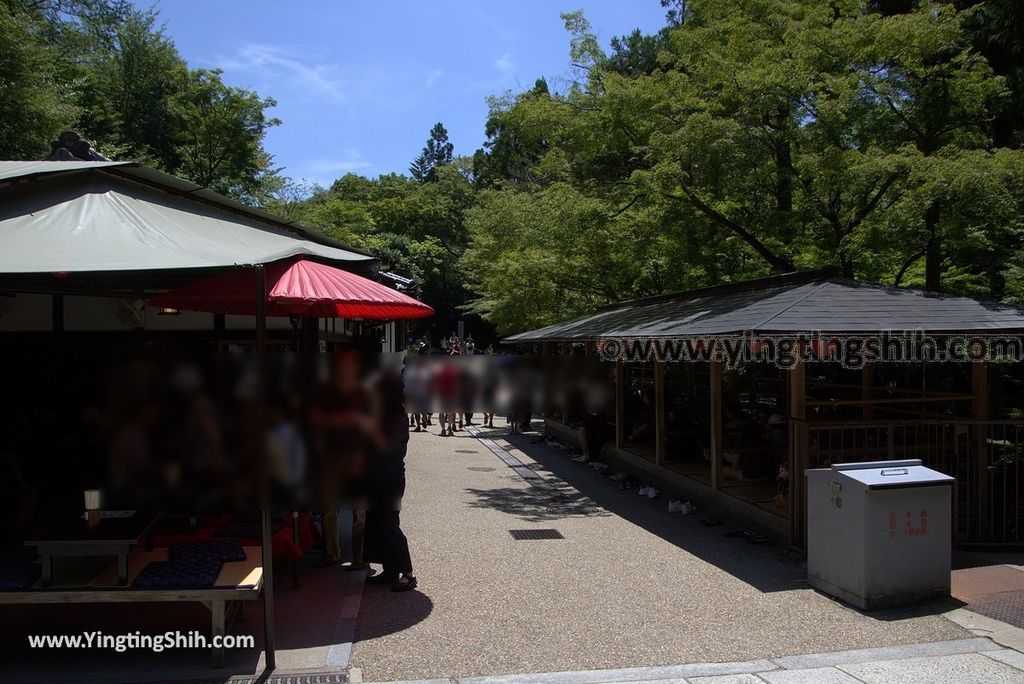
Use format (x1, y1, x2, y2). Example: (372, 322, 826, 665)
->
(0, 160, 380, 672)
(0, 161, 371, 275)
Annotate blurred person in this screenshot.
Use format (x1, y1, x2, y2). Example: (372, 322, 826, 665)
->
(405, 361, 431, 432)
(308, 350, 374, 568)
(266, 391, 308, 507)
(460, 359, 478, 427)
(481, 362, 498, 429)
(434, 356, 460, 436)
(464, 335, 476, 354)
(363, 358, 417, 591)
(417, 336, 430, 355)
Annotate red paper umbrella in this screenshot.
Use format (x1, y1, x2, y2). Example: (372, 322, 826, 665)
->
(151, 258, 433, 319)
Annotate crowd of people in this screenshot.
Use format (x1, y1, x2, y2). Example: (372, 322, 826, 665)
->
(0, 350, 420, 593)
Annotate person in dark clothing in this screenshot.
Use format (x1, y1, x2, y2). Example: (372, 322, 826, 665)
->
(362, 359, 417, 592)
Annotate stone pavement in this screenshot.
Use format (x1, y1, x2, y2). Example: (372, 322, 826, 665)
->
(352, 636, 1024, 683)
(346, 425, 1009, 683)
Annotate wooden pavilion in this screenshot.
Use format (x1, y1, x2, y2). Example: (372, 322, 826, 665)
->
(505, 269, 1024, 548)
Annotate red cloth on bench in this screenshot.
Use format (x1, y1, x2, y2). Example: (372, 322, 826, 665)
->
(151, 514, 318, 562)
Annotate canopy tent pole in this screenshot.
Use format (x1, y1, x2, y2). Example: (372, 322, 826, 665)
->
(255, 265, 276, 671)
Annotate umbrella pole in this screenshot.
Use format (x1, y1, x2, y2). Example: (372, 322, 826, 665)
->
(255, 266, 276, 671)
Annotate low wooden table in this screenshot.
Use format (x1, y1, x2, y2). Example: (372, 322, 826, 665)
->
(24, 511, 157, 587)
(0, 546, 264, 667)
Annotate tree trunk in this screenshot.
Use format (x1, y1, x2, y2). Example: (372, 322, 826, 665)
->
(775, 139, 794, 243)
(924, 202, 941, 293)
(840, 257, 854, 279)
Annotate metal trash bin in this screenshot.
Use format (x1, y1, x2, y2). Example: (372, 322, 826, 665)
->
(806, 459, 953, 610)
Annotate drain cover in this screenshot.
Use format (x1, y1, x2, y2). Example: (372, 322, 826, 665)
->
(970, 590, 1024, 629)
(468, 466, 496, 472)
(509, 528, 564, 540)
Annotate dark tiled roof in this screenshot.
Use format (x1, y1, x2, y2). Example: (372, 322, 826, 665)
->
(503, 272, 1024, 342)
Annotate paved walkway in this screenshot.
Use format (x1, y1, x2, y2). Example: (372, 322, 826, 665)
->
(348, 426, 989, 682)
(353, 637, 1024, 683)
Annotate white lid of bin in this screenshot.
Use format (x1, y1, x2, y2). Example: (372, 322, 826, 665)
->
(832, 459, 954, 490)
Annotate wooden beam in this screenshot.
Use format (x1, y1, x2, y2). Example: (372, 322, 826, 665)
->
(709, 358, 723, 491)
(789, 351, 807, 546)
(654, 360, 666, 466)
(805, 394, 974, 407)
(615, 360, 625, 448)
(973, 360, 989, 528)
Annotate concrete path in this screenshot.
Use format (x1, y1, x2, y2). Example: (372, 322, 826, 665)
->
(348, 426, 976, 682)
(353, 636, 1024, 683)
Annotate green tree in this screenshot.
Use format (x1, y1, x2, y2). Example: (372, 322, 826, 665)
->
(174, 68, 280, 200)
(0, 7, 79, 159)
(409, 122, 454, 182)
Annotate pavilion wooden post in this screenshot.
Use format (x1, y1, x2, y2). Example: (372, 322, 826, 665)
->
(615, 360, 625, 448)
(654, 360, 666, 465)
(709, 358, 723, 491)
(254, 265, 276, 671)
(789, 349, 808, 546)
(972, 360, 989, 526)
(862, 362, 874, 420)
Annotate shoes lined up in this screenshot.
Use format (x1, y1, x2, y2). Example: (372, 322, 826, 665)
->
(638, 485, 660, 499)
(668, 499, 697, 515)
(542, 435, 738, 531)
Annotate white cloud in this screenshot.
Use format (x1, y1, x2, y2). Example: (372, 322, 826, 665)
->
(305, 150, 371, 174)
(219, 44, 347, 103)
(425, 69, 443, 88)
(495, 53, 517, 78)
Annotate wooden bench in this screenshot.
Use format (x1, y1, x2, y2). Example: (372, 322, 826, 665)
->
(0, 546, 263, 666)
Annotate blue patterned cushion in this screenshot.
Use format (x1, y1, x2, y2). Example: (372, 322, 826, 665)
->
(170, 540, 246, 563)
(0, 547, 41, 590)
(132, 556, 224, 589)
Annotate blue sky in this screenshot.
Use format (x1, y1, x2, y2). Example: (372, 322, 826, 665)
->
(140, 1, 668, 185)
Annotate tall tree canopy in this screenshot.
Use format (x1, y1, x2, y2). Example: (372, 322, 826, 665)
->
(0, 0, 280, 201)
(463, 0, 1024, 335)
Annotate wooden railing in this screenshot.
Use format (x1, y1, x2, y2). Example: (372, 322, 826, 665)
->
(792, 419, 1024, 547)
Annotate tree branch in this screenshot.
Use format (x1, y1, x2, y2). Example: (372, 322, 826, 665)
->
(666, 186, 795, 272)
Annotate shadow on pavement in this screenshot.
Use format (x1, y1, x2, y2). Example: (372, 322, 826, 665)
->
(354, 587, 433, 642)
(465, 485, 610, 523)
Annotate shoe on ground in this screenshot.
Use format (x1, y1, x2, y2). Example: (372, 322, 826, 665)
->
(668, 499, 684, 513)
(680, 501, 697, 515)
(638, 485, 651, 496)
(391, 574, 418, 592)
(572, 454, 589, 463)
(609, 471, 627, 481)
(647, 487, 660, 499)
(365, 571, 399, 585)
